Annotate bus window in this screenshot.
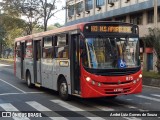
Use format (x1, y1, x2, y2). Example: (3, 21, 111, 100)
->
(55, 34, 69, 59)
(42, 36, 54, 59)
(15, 42, 21, 58)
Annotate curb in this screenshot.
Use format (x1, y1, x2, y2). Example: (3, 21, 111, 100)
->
(143, 78, 160, 88)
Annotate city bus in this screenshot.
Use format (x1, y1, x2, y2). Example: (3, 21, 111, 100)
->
(14, 21, 142, 100)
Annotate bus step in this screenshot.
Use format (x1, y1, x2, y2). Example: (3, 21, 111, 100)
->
(72, 94, 81, 97)
(35, 83, 41, 87)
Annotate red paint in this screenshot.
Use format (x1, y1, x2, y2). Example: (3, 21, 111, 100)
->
(80, 65, 142, 98)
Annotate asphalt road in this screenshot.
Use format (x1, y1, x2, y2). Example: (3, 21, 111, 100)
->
(0, 63, 160, 120)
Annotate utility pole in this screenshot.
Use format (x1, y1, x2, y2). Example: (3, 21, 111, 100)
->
(154, 0, 158, 28)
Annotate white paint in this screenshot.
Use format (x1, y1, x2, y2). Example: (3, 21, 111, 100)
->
(51, 100, 84, 111)
(51, 100, 106, 120)
(26, 101, 68, 120)
(0, 92, 43, 96)
(50, 117, 68, 120)
(123, 117, 141, 120)
(0, 103, 30, 120)
(151, 94, 160, 98)
(0, 78, 26, 93)
(0, 63, 11, 67)
(94, 105, 114, 111)
(136, 95, 160, 102)
(26, 101, 51, 111)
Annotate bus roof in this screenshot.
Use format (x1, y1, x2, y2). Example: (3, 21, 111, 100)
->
(15, 21, 136, 42)
(15, 22, 85, 42)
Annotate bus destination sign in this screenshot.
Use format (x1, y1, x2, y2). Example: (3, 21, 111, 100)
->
(85, 25, 132, 33)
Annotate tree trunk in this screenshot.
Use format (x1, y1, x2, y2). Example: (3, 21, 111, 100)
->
(156, 59, 160, 74)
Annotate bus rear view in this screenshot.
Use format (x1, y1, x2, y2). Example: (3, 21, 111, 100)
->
(79, 22, 142, 98)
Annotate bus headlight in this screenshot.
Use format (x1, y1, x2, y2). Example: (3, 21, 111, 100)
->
(139, 74, 142, 78)
(86, 77, 91, 82)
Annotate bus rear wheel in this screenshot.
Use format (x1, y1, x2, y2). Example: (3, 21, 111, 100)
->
(58, 78, 69, 100)
(26, 72, 34, 88)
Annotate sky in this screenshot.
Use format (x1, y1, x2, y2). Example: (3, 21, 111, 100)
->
(48, 0, 66, 25)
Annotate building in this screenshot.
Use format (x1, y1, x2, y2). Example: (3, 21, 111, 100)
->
(65, 0, 160, 72)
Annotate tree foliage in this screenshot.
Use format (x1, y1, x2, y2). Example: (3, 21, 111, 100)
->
(144, 28, 160, 73)
(2, 0, 64, 32)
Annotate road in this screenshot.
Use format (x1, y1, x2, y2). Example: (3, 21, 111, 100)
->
(0, 63, 160, 120)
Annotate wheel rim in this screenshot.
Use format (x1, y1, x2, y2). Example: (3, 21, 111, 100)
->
(60, 83, 67, 95)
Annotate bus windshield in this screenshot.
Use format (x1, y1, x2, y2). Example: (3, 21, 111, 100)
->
(83, 37, 139, 69)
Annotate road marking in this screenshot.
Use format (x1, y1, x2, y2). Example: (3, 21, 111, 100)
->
(123, 117, 141, 120)
(136, 95, 160, 102)
(0, 92, 43, 96)
(151, 94, 160, 98)
(26, 101, 68, 120)
(0, 103, 30, 120)
(51, 100, 106, 120)
(0, 78, 26, 93)
(51, 100, 85, 111)
(26, 101, 52, 111)
(0, 64, 11, 67)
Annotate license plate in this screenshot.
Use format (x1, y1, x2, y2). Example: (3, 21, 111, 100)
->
(114, 88, 123, 92)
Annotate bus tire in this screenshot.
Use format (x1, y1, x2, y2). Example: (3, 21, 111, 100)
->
(26, 72, 34, 88)
(58, 77, 69, 101)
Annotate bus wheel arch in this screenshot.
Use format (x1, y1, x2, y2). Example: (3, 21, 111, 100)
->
(26, 70, 34, 88)
(57, 75, 69, 100)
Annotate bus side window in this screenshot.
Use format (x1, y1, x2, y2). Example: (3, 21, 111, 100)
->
(55, 34, 69, 59)
(43, 36, 54, 59)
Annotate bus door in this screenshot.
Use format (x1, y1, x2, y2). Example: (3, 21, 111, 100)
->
(20, 42, 25, 79)
(33, 40, 41, 84)
(70, 34, 81, 94)
(16, 42, 25, 79)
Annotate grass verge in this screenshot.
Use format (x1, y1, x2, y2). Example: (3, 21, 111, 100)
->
(143, 70, 160, 79)
(0, 58, 14, 65)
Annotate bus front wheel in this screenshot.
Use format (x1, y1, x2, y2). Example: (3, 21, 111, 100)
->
(58, 78, 69, 100)
(26, 72, 34, 88)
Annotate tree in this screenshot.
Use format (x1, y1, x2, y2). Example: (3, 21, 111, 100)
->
(144, 28, 160, 74)
(2, 0, 64, 32)
(38, 0, 63, 31)
(54, 22, 62, 28)
(2, 0, 41, 35)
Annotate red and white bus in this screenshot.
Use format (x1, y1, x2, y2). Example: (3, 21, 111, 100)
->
(14, 21, 142, 100)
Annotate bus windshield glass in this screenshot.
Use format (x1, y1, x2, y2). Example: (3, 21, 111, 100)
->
(83, 37, 139, 69)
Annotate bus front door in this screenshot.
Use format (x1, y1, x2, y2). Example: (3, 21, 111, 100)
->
(33, 40, 41, 84)
(70, 34, 81, 95)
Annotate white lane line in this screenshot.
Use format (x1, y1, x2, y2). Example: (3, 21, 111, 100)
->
(0, 64, 11, 67)
(136, 95, 160, 102)
(0, 92, 43, 96)
(0, 103, 30, 120)
(51, 100, 106, 120)
(26, 101, 68, 120)
(0, 78, 26, 93)
(151, 94, 160, 98)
